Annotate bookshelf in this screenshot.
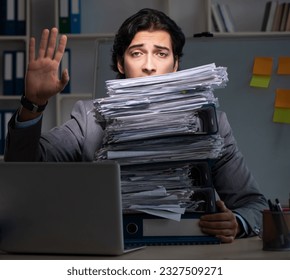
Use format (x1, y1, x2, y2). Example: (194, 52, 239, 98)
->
(0, 0, 30, 158)
(207, 0, 290, 36)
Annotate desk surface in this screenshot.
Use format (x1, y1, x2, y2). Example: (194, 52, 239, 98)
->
(0, 237, 289, 260)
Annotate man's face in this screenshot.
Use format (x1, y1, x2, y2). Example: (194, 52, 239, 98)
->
(117, 30, 178, 78)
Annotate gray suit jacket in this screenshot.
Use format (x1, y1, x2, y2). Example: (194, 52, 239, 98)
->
(5, 100, 268, 236)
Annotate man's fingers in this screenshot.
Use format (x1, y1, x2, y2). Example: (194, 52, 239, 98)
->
(216, 235, 235, 243)
(200, 207, 234, 222)
(58, 69, 70, 92)
(38, 29, 50, 58)
(200, 227, 236, 243)
(216, 200, 227, 212)
(29, 37, 36, 62)
(37, 28, 60, 59)
(200, 219, 235, 230)
(54, 35, 68, 63)
(46, 28, 59, 58)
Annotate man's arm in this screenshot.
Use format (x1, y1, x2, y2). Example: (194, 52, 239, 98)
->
(4, 100, 105, 162)
(210, 111, 268, 237)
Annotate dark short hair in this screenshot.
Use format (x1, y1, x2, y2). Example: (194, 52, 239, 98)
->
(111, 8, 186, 78)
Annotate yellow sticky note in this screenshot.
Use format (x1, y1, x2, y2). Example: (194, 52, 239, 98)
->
(253, 57, 273, 76)
(275, 89, 290, 108)
(277, 57, 290, 75)
(273, 107, 290, 124)
(250, 75, 271, 88)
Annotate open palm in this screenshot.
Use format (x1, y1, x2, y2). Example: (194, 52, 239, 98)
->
(25, 28, 69, 105)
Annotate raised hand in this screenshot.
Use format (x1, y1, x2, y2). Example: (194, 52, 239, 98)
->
(25, 27, 69, 106)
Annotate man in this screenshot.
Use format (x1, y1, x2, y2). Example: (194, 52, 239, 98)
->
(4, 8, 267, 243)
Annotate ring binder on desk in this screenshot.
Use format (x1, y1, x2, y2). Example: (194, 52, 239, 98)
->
(122, 169, 218, 246)
(123, 211, 220, 246)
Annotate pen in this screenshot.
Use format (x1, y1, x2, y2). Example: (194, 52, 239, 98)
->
(274, 198, 290, 247)
(275, 198, 283, 212)
(268, 199, 275, 211)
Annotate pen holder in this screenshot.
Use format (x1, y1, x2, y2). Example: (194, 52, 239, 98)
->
(262, 210, 290, 251)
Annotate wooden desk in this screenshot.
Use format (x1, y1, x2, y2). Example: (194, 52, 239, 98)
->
(0, 237, 289, 260)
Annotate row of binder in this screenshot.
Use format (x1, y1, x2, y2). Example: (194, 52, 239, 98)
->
(0, 110, 14, 155)
(122, 160, 219, 246)
(59, 0, 81, 34)
(0, 0, 26, 36)
(99, 105, 219, 145)
(2, 50, 25, 96)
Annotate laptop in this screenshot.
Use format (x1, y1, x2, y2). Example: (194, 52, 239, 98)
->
(0, 161, 143, 255)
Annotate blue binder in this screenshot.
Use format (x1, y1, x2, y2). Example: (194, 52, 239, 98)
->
(70, 0, 81, 33)
(123, 211, 220, 246)
(2, 0, 17, 35)
(15, 51, 25, 95)
(0, 111, 3, 155)
(3, 51, 15, 95)
(15, 0, 26, 35)
(0, 0, 6, 34)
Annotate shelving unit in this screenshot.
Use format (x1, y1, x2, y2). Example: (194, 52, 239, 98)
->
(0, 0, 30, 96)
(207, 0, 290, 36)
(0, 0, 30, 158)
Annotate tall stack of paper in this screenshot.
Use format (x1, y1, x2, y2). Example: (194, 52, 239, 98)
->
(94, 63, 228, 222)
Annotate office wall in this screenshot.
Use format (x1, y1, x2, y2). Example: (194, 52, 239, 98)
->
(30, 0, 54, 35)
(182, 36, 290, 206)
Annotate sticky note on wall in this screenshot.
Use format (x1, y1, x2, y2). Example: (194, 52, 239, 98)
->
(277, 57, 290, 75)
(250, 57, 273, 88)
(274, 89, 290, 108)
(273, 89, 290, 124)
(273, 108, 290, 124)
(250, 75, 271, 88)
(253, 57, 273, 76)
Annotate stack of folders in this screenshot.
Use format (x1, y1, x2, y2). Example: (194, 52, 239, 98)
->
(94, 63, 228, 245)
(2, 50, 25, 95)
(0, 0, 26, 36)
(59, 0, 81, 34)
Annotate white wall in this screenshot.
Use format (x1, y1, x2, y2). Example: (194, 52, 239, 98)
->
(30, 0, 55, 37)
